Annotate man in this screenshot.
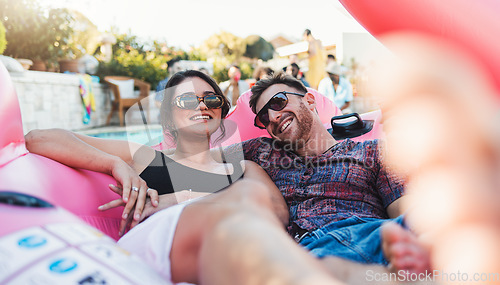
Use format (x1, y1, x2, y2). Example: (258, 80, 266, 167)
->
(226, 71, 406, 269)
(318, 62, 353, 112)
(154, 58, 184, 108)
(286, 63, 310, 87)
(219, 65, 250, 107)
(156, 58, 183, 92)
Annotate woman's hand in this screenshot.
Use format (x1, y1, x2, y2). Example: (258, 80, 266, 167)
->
(99, 184, 159, 236)
(108, 158, 159, 218)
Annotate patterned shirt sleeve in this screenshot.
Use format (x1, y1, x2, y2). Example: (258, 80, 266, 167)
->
(373, 140, 405, 208)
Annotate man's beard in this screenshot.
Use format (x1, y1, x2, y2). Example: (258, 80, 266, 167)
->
(276, 102, 314, 151)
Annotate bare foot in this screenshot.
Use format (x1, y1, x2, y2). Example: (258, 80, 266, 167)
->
(382, 222, 431, 274)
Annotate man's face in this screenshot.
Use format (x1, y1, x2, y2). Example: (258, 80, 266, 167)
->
(286, 66, 299, 78)
(328, 73, 339, 83)
(169, 62, 183, 75)
(255, 84, 314, 148)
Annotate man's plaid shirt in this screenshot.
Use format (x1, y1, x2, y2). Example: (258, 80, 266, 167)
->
(227, 137, 405, 234)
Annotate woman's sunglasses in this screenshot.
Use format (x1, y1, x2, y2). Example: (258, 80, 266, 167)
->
(254, 91, 305, 129)
(173, 92, 225, 110)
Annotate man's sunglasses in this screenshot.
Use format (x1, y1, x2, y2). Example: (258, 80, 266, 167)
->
(173, 92, 225, 110)
(254, 91, 305, 129)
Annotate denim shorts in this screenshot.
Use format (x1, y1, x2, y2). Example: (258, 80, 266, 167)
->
(298, 215, 405, 265)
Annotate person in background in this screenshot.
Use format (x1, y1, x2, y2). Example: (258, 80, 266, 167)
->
(156, 58, 183, 93)
(154, 58, 184, 115)
(254, 66, 274, 82)
(198, 67, 210, 76)
(286, 63, 310, 87)
(318, 62, 353, 113)
(327, 54, 337, 66)
(303, 29, 326, 89)
(249, 66, 274, 88)
(219, 65, 250, 107)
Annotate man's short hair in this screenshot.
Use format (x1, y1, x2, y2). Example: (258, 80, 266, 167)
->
(249, 71, 307, 114)
(290, 63, 300, 70)
(167, 58, 180, 69)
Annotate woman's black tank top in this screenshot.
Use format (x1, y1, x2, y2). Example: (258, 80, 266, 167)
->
(139, 150, 244, 195)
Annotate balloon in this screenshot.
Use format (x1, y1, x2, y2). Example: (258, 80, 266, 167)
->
(340, 0, 500, 93)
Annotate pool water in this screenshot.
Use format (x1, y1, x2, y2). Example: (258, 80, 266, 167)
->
(87, 128, 164, 146)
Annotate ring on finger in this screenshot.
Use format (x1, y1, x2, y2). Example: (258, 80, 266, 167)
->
(131, 186, 139, 192)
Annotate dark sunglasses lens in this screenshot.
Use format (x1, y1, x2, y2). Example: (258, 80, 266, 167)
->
(204, 95, 223, 108)
(178, 96, 199, 109)
(268, 93, 288, 111)
(257, 112, 270, 127)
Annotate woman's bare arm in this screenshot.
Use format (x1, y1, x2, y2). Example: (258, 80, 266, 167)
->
(25, 128, 158, 227)
(25, 128, 142, 169)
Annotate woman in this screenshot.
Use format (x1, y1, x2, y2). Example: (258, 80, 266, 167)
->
(25, 70, 289, 283)
(26, 70, 287, 229)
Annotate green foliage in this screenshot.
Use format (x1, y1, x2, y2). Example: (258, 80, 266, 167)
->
(201, 31, 246, 64)
(244, 35, 274, 61)
(187, 47, 207, 62)
(0, 21, 6, 54)
(201, 31, 258, 83)
(60, 10, 100, 59)
(239, 62, 253, 79)
(0, 0, 74, 62)
(96, 32, 188, 88)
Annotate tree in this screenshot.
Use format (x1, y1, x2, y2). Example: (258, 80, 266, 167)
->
(244, 35, 274, 61)
(201, 31, 246, 63)
(0, 0, 74, 63)
(96, 32, 189, 89)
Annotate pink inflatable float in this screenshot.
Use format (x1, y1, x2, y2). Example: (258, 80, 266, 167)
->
(0, 62, 123, 241)
(340, 0, 500, 94)
(0, 62, 170, 283)
(220, 88, 382, 144)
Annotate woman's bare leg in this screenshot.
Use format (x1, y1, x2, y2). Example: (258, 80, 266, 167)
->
(169, 179, 341, 284)
(197, 194, 341, 285)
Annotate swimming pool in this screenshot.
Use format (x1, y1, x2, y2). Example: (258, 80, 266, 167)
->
(82, 125, 164, 146)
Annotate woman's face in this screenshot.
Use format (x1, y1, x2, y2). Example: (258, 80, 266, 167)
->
(169, 77, 223, 138)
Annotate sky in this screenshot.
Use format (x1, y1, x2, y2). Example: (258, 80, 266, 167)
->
(38, 0, 370, 49)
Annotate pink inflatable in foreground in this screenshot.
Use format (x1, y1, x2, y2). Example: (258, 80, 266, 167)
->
(0, 63, 169, 283)
(0, 62, 122, 239)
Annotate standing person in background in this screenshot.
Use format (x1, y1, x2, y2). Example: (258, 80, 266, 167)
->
(318, 62, 353, 113)
(219, 65, 250, 107)
(303, 29, 326, 89)
(286, 63, 310, 87)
